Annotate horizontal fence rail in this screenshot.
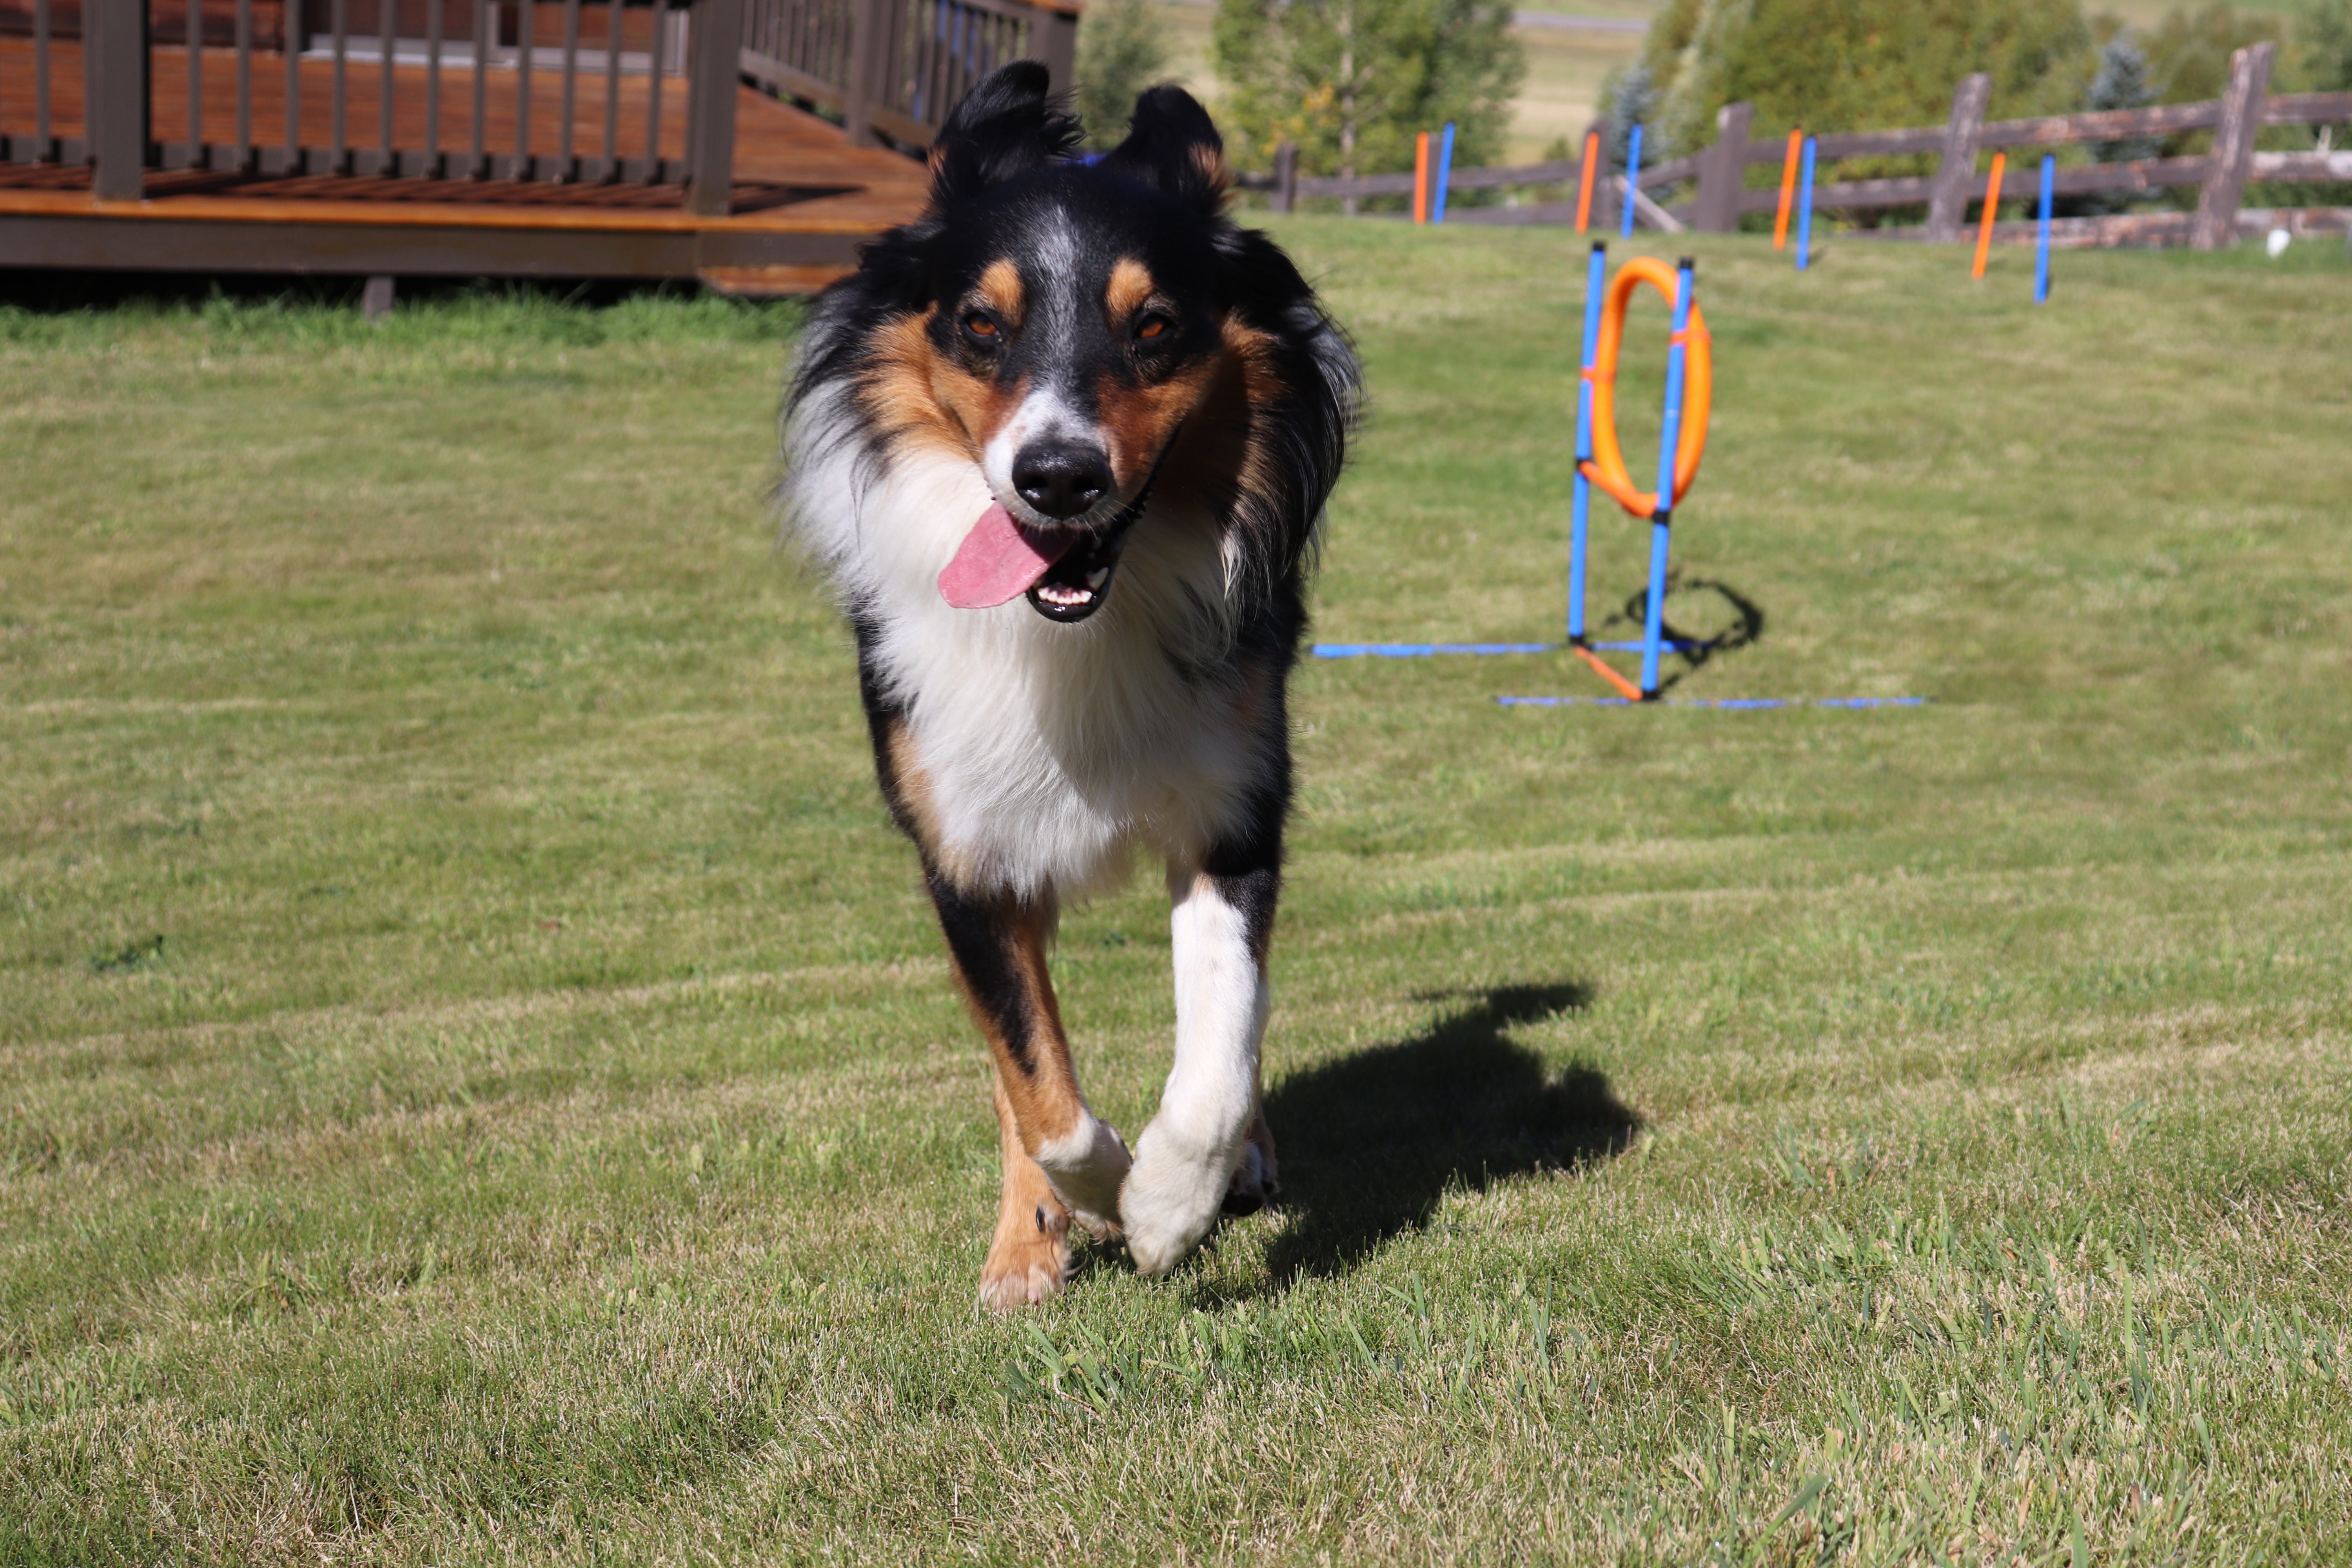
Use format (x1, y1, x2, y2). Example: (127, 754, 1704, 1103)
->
(1241, 45, 2351, 250)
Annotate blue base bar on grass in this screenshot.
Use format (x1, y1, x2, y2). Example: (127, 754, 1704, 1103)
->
(1497, 695, 1929, 710)
(1313, 640, 1713, 659)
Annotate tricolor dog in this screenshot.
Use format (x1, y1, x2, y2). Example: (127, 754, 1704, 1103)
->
(780, 64, 1358, 1306)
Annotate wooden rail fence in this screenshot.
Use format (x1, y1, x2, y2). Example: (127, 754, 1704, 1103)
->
(1246, 42, 2352, 250)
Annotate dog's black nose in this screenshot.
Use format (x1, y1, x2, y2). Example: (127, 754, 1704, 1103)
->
(1012, 442, 1114, 520)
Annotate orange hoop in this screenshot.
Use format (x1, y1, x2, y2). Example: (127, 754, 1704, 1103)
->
(1577, 256, 1712, 520)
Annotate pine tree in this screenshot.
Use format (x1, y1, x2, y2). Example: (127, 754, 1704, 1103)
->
(1604, 62, 1662, 170)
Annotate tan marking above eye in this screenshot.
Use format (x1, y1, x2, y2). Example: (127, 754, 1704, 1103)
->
(1105, 257, 1157, 326)
(974, 258, 1025, 329)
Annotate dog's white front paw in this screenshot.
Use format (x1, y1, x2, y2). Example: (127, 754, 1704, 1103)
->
(1119, 1119, 1239, 1275)
(1033, 1114, 1132, 1238)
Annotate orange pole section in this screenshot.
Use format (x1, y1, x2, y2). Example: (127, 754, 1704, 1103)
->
(1772, 129, 1803, 249)
(1972, 151, 2007, 278)
(1574, 129, 1599, 234)
(1573, 644, 1645, 702)
(1414, 133, 1431, 225)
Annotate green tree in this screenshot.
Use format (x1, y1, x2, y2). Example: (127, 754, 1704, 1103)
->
(1073, 0, 1174, 151)
(1212, 0, 1524, 190)
(1638, 0, 2097, 151)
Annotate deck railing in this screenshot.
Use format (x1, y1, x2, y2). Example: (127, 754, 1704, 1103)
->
(1, 0, 748, 209)
(739, 0, 1073, 149)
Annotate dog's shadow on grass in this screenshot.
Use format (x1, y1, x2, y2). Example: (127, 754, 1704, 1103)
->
(1253, 982, 1640, 1284)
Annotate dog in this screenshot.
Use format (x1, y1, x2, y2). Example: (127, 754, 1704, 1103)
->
(779, 63, 1358, 1306)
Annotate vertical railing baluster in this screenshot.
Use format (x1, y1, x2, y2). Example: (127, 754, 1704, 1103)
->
(598, 0, 619, 180)
(284, 0, 301, 171)
(234, 0, 251, 167)
(424, 0, 442, 174)
(469, 0, 486, 175)
(556, 0, 577, 178)
(332, 0, 348, 171)
(644, 0, 665, 181)
(377, 0, 394, 174)
(187, 0, 203, 168)
(34, 0, 53, 159)
(513, 0, 532, 177)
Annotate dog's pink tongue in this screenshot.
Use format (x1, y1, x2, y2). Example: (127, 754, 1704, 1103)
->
(938, 502, 1075, 609)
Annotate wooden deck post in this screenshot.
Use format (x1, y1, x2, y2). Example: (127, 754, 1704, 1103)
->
(1925, 73, 1991, 241)
(1271, 142, 1297, 214)
(2190, 41, 2276, 251)
(1693, 100, 1752, 232)
(90, 0, 152, 200)
(684, 0, 745, 215)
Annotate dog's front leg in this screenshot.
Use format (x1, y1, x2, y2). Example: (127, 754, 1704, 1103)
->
(926, 871, 1133, 1307)
(1121, 856, 1277, 1275)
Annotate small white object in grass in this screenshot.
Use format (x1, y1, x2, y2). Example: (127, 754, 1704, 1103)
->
(2266, 229, 2291, 258)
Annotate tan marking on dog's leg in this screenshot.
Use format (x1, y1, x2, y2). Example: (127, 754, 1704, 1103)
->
(982, 1078, 1075, 1309)
(933, 887, 1133, 1271)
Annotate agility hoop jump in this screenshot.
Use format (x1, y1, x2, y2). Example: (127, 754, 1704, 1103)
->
(1566, 245, 1711, 701)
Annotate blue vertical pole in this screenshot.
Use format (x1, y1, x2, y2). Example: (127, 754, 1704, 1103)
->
(2035, 153, 2054, 303)
(1433, 121, 1456, 223)
(1641, 257, 1694, 698)
(1621, 123, 1643, 237)
(1569, 241, 1607, 642)
(1795, 136, 1817, 271)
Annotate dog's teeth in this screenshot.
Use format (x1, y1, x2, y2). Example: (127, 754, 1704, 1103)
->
(1084, 568, 1109, 590)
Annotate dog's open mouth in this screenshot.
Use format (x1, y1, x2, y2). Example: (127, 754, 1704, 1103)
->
(1024, 525, 1128, 622)
(936, 494, 1147, 624)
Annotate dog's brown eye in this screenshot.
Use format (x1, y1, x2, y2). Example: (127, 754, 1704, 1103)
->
(962, 312, 1000, 341)
(1135, 314, 1172, 342)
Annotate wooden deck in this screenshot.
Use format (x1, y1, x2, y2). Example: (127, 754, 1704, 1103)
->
(0, 41, 929, 291)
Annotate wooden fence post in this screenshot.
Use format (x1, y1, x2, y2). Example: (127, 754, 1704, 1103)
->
(1693, 100, 1752, 232)
(1924, 73, 1991, 241)
(1272, 142, 1297, 214)
(89, 0, 150, 200)
(684, 0, 744, 214)
(2190, 40, 2276, 251)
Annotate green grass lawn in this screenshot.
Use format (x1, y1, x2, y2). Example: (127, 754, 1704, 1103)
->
(4, 226, 2350, 1564)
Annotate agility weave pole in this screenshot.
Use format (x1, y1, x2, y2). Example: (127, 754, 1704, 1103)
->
(1973, 151, 2007, 279)
(1773, 130, 1804, 250)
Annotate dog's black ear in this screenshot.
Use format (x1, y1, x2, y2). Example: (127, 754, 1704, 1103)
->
(928, 62, 1083, 206)
(1102, 85, 1227, 213)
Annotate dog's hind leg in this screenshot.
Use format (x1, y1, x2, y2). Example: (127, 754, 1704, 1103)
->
(927, 871, 1133, 1305)
(1122, 854, 1278, 1274)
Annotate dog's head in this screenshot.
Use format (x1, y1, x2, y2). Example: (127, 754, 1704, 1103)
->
(803, 65, 1354, 625)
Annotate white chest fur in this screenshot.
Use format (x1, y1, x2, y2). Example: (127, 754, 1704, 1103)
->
(788, 426, 1269, 900)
